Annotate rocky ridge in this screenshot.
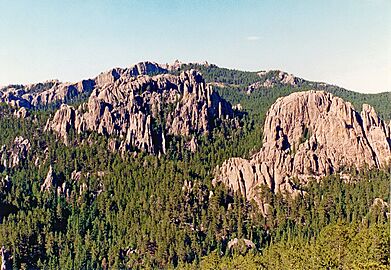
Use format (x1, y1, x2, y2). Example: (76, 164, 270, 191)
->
(214, 91, 391, 211)
(45, 69, 233, 154)
(0, 61, 169, 109)
(247, 70, 305, 93)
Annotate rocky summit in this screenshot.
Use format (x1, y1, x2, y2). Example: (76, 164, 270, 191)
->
(214, 90, 391, 212)
(45, 69, 233, 154)
(247, 70, 305, 93)
(0, 61, 168, 109)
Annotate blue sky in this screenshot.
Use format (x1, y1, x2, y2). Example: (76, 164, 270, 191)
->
(0, 0, 390, 93)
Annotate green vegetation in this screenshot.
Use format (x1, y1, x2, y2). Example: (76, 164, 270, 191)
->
(0, 65, 390, 269)
(175, 63, 260, 87)
(178, 64, 391, 121)
(198, 222, 389, 270)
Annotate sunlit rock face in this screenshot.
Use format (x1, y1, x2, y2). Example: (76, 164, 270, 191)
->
(0, 61, 168, 109)
(0, 136, 31, 169)
(46, 69, 233, 154)
(215, 91, 391, 210)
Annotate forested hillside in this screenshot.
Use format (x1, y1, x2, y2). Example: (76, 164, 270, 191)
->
(0, 63, 389, 269)
(177, 63, 391, 121)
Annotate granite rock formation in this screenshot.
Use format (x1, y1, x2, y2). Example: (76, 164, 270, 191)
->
(1, 246, 11, 270)
(0, 136, 31, 169)
(215, 91, 391, 210)
(227, 238, 256, 251)
(0, 62, 168, 109)
(41, 165, 55, 192)
(247, 70, 305, 93)
(14, 107, 28, 118)
(45, 70, 233, 154)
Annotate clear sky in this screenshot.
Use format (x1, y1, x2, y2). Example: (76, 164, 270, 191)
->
(0, 0, 390, 93)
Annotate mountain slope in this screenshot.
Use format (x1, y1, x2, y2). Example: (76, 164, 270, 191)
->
(176, 63, 391, 121)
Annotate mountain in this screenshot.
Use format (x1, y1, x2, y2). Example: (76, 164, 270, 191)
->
(0, 61, 168, 109)
(45, 69, 233, 154)
(1, 60, 390, 120)
(247, 70, 305, 92)
(176, 63, 391, 121)
(214, 90, 391, 214)
(0, 61, 389, 269)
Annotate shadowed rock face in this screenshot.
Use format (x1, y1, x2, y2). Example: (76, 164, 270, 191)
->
(45, 70, 233, 154)
(215, 91, 391, 209)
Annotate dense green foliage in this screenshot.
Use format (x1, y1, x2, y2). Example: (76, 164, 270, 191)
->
(198, 222, 389, 270)
(175, 63, 260, 87)
(0, 64, 390, 269)
(178, 64, 391, 121)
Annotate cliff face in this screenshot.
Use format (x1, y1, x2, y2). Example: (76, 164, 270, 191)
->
(215, 91, 391, 209)
(45, 70, 233, 154)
